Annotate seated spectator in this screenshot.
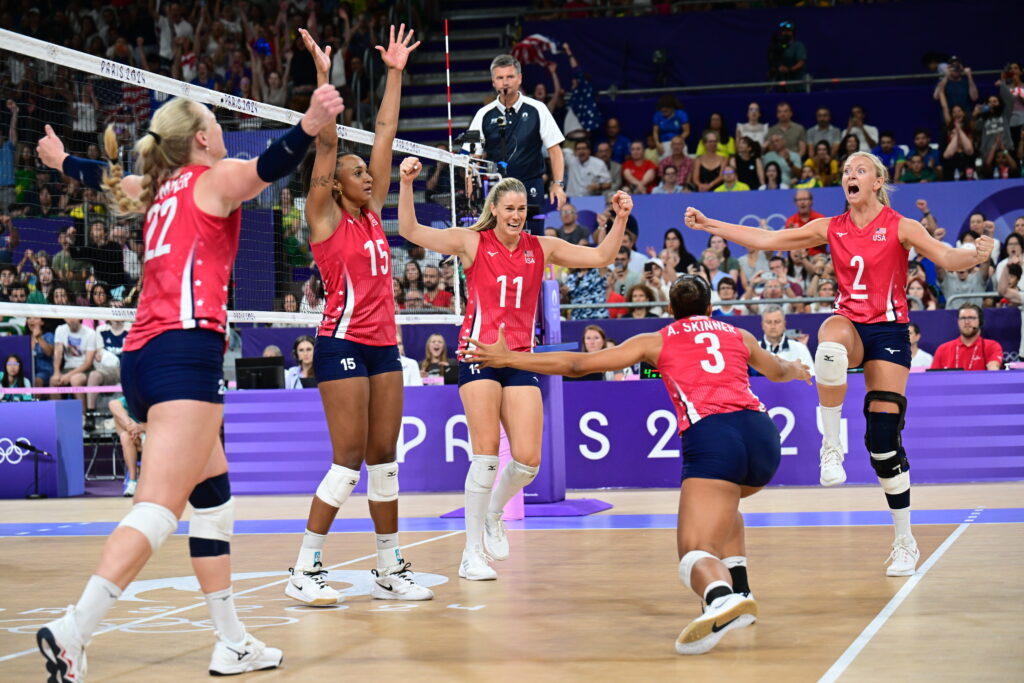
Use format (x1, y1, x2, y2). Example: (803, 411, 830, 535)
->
(565, 267, 608, 320)
(27, 316, 54, 389)
(871, 131, 907, 180)
(840, 105, 879, 152)
(938, 257, 990, 308)
(595, 142, 623, 192)
(609, 247, 641, 298)
(0, 263, 15, 299)
(272, 292, 307, 328)
(707, 234, 741, 282)
(908, 128, 943, 179)
(422, 265, 453, 311)
(262, 345, 283, 357)
(68, 222, 126, 288)
(420, 333, 453, 380)
(737, 101, 769, 148)
(837, 133, 861, 166)
(714, 277, 746, 316)
(285, 335, 315, 389)
(743, 278, 787, 314)
(738, 234, 771, 292)
(621, 230, 647, 273)
(700, 249, 729, 290)
(564, 139, 611, 197)
(757, 305, 814, 373)
(659, 227, 699, 275)
(762, 134, 801, 187)
(943, 105, 976, 180)
(785, 189, 827, 255)
(695, 112, 735, 158)
(568, 324, 631, 381)
(998, 263, 1021, 308)
(643, 135, 662, 164)
(767, 102, 805, 155)
(598, 117, 631, 164)
(652, 95, 690, 156)
(625, 283, 660, 319)
(658, 136, 691, 179)
(908, 322, 933, 369)
(714, 166, 750, 192)
(975, 91, 1013, 163)
(907, 277, 938, 310)
(899, 154, 939, 183)
(622, 141, 658, 194)
(0, 354, 32, 402)
(768, 254, 805, 297)
(4, 283, 28, 332)
(804, 140, 839, 187)
(108, 396, 144, 496)
(806, 107, 841, 155)
(810, 278, 836, 314)
(732, 136, 764, 189)
(930, 304, 1002, 370)
(793, 165, 822, 189)
(556, 204, 592, 245)
(402, 288, 425, 311)
(995, 233, 1023, 284)
(641, 257, 670, 305)
(652, 164, 687, 194)
(986, 145, 1019, 179)
(691, 131, 727, 192)
(50, 318, 98, 406)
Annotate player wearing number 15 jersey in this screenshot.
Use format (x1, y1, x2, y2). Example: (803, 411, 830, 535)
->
(685, 151, 994, 577)
(460, 275, 811, 655)
(399, 157, 634, 581)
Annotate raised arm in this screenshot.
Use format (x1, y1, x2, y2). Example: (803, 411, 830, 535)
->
(541, 191, 632, 269)
(742, 329, 812, 383)
(367, 24, 420, 214)
(36, 124, 143, 202)
(900, 217, 992, 272)
(461, 325, 661, 377)
(685, 206, 829, 251)
(297, 29, 341, 240)
(398, 157, 478, 259)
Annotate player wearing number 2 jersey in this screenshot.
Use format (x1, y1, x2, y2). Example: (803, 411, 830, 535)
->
(285, 27, 437, 608)
(33, 81, 342, 679)
(399, 157, 633, 580)
(461, 275, 811, 655)
(685, 151, 994, 577)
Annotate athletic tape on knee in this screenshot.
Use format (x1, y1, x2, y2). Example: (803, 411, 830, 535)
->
(814, 341, 849, 386)
(189, 498, 234, 557)
(503, 460, 540, 489)
(118, 502, 178, 551)
(367, 462, 399, 502)
(678, 550, 717, 592)
(315, 464, 360, 508)
(465, 455, 499, 494)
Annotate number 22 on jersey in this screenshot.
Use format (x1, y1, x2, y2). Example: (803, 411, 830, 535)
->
(144, 196, 177, 260)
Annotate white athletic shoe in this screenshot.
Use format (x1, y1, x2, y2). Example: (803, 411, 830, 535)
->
(885, 535, 920, 577)
(459, 547, 498, 581)
(122, 479, 137, 497)
(208, 630, 283, 676)
(676, 593, 757, 655)
(285, 564, 342, 606)
(36, 605, 87, 683)
(371, 562, 435, 601)
(819, 443, 847, 486)
(482, 513, 509, 561)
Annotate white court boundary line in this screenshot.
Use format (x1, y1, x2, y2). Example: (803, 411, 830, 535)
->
(817, 506, 984, 683)
(0, 529, 463, 664)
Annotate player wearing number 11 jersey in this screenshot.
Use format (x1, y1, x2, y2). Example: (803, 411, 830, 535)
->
(399, 157, 634, 580)
(684, 151, 994, 577)
(460, 275, 812, 655)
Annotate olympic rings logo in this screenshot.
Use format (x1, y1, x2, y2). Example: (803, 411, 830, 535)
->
(0, 438, 29, 465)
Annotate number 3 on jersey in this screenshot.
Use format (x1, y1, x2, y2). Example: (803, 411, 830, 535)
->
(363, 239, 389, 276)
(144, 196, 177, 260)
(694, 332, 725, 374)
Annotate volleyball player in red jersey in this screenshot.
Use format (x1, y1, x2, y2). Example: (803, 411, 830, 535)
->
(462, 275, 811, 654)
(32, 83, 342, 679)
(684, 151, 994, 575)
(398, 156, 633, 580)
(284, 27, 434, 606)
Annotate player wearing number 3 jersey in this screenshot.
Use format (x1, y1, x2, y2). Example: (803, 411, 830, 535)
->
(684, 151, 994, 577)
(461, 275, 812, 655)
(32, 77, 343, 678)
(399, 156, 634, 580)
(285, 26, 437, 608)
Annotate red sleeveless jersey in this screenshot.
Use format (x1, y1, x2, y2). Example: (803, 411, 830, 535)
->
(657, 316, 764, 433)
(459, 229, 545, 353)
(828, 206, 910, 324)
(311, 208, 397, 346)
(125, 165, 240, 352)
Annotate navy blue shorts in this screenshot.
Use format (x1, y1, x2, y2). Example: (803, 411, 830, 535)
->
(313, 337, 401, 382)
(120, 329, 225, 422)
(681, 410, 781, 488)
(852, 321, 911, 369)
(458, 361, 541, 388)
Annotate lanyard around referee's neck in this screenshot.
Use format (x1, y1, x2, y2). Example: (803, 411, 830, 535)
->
(954, 337, 983, 369)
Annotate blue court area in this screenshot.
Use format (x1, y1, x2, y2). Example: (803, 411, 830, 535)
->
(2, 507, 1019, 538)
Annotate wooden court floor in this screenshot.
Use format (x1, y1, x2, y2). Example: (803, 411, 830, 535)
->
(0, 483, 1021, 682)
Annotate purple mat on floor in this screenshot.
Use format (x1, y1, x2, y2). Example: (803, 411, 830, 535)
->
(84, 479, 123, 497)
(441, 498, 613, 518)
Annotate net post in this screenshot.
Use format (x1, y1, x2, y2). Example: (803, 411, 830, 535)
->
(444, 18, 462, 318)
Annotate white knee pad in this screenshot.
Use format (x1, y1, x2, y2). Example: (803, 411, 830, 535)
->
(465, 455, 499, 494)
(315, 464, 360, 508)
(188, 498, 234, 542)
(678, 550, 717, 592)
(876, 469, 910, 495)
(367, 462, 399, 502)
(815, 341, 849, 386)
(118, 502, 179, 551)
(503, 460, 539, 488)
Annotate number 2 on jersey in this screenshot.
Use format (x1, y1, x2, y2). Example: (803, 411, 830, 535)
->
(496, 275, 523, 308)
(144, 196, 177, 260)
(694, 332, 725, 374)
(850, 255, 868, 300)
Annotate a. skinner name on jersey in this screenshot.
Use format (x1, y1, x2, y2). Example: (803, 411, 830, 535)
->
(157, 171, 195, 201)
(672, 318, 735, 335)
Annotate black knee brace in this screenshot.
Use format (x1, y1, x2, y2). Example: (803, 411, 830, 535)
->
(188, 473, 232, 557)
(864, 391, 910, 479)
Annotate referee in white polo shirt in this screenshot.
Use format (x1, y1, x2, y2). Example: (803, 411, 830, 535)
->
(464, 54, 567, 233)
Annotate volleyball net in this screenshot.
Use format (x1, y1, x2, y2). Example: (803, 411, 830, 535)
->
(0, 28, 467, 332)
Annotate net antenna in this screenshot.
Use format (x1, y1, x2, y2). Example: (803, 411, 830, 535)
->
(0, 28, 465, 328)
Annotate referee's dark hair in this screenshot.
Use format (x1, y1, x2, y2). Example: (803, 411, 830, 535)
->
(669, 274, 712, 320)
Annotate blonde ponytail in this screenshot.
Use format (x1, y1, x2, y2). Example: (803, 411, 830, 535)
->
(466, 177, 528, 232)
(844, 151, 894, 207)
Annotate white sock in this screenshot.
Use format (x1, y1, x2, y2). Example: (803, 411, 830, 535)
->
(376, 533, 402, 570)
(464, 455, 498, 551)
(295, 529, 327, 571)
(891, 508, 913, 541)
(73, 575, 121, 642)
(204, 587, 246, 645)
(488, 462, 539, 516)
(703, 580, 733, 605)
(819, 404, 843, 447)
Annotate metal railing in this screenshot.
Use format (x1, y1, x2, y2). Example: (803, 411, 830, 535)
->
(561, 295, 835, 311)
(946, 292, 1000, 307)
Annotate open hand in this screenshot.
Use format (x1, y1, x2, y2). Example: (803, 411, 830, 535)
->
(457, 326, 512, 368)
(791, 361, 812, 385)
(400, 156, 423, 183)
(298, 28, 331, 75)
(375, 24, 420, 72)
